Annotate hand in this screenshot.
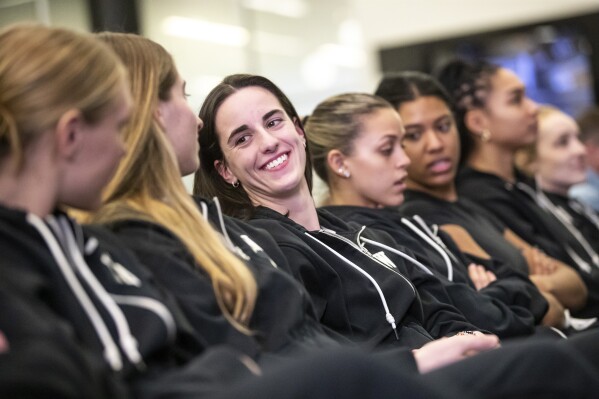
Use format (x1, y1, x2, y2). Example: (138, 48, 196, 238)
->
(468, 263, 497, 291)
(0, 330, 8, 354)
(412, 334, 500, 374)
(524, 247, 557, 275)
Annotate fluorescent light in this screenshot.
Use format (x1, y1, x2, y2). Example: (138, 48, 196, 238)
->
(242, 0, 308, 18)
(162, 16, 249, 47)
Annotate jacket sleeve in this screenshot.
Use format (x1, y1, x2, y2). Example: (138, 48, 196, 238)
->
(458, 180, 567, 261)
(0, 283, 129, 399)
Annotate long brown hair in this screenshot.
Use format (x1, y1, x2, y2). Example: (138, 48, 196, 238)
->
(194, 74, 312, 219)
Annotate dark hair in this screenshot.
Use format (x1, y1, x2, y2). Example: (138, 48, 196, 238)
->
(305, 93, 394, 184)
(374, 71, 471, 162)
(436, 59, 500, 162)
(375, 71, 453, 110)
(576, 106, 599, 144)
(194, 74, 312, 219)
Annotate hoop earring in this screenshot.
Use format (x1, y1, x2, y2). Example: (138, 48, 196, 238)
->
(232, 180, 240, 188)
(480, 129, 491, 142)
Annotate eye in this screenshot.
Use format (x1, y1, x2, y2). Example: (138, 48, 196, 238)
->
(403, 129, 422, 142)
(380, 146, 393, 156)
(437, 119, 452, 133)
(510, 92, 523, 105)
(555, 135, 569, 147)
(234, 134, 250, 146)
(266, 118, 283, 129)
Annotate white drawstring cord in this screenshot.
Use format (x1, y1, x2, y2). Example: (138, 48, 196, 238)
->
(26, 214, 123, 371)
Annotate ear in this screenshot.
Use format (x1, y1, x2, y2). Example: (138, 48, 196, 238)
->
(214, 159, 237, 185)
(464, 109, 488, 137)
(154, 102, 167, 130)
(326, 149, 347, 178)
(55, 109, 84, 161)
(293, 117, 306, 141)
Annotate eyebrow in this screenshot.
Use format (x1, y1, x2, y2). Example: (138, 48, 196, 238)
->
(226, 109, 282, 145)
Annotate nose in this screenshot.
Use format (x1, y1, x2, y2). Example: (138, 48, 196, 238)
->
(527, 97, 539, 116)
(257, 128, 278, 153)
(572, 136, 587, 156)
(396, 144, 411, 169)
(197, 115, 204, 133)
(425, 130, 443, 152)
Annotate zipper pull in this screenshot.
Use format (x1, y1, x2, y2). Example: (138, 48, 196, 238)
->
(100, 253, 142, 287)
(386, 312, 399, 340)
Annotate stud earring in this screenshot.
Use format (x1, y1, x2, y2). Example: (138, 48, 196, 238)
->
(338, 168, 351, 178)
(232, 180, 240, 188)
(480, 129, 492, 142)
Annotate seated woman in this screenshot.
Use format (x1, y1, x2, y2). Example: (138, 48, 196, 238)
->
(79, 33, 599, 399)
(374, 70, 592, 325)
(434, 59, 599, 319)
(516, 105, 599, 260)
(304, 91, 552, 336)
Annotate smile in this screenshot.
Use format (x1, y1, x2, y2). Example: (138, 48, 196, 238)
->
(264, 153, 288, 170)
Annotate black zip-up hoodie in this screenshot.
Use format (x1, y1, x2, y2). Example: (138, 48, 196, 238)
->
(103, 197, 419, 366)
(458, 166, 599, 318)
(248, 207, 479, 349)
(321, 205, 548, 338)
(0, 204, 257, 397)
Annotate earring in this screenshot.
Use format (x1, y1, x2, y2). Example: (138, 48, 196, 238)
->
(338, 168, 351, 178)
(232, 180, 240, 188)
(480, 129, 491, 142)
(302, 139, 307, 148)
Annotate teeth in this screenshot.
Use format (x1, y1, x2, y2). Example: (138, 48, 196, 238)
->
(265, 154, 288, 170)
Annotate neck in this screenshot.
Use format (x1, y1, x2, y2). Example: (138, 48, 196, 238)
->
(536, 175, 569, 197)
(0, 151, 59, 217)
(327, 179, 377, 208)
(468, 144, 515, 183)
(252, 181, 320, 231)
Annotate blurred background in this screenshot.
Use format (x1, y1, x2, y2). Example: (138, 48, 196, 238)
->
(2, 0, 599, 191)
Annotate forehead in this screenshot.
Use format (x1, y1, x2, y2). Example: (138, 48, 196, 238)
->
(398, 96, 451, 122)
(489, 68, 524, 94)
(540, 112, 578, 138)
(358, 107, 403, 134)
(217, 86, 282, 125)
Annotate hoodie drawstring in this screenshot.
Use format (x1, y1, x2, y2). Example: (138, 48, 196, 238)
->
(305, 232, 400, 340)
(26, 214, 124, 371)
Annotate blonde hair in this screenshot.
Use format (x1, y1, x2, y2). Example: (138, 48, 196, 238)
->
(91, 33, 256, 330)
(515, 105, 561, 177)
(0, 24, 125, 167)
(305, 93, 394, 185)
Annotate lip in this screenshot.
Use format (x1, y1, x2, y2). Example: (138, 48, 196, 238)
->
(260, 151, 290, 171)
(426, 157, 452, 174)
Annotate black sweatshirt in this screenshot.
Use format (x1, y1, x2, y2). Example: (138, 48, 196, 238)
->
(104, 197, 420, 365)
(322, 204, 547, 338)
(401, 190, 530, 275)
(248, 206, 479, 349)
(0, 204, 259, 398)
(457, 166, 599, 318)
